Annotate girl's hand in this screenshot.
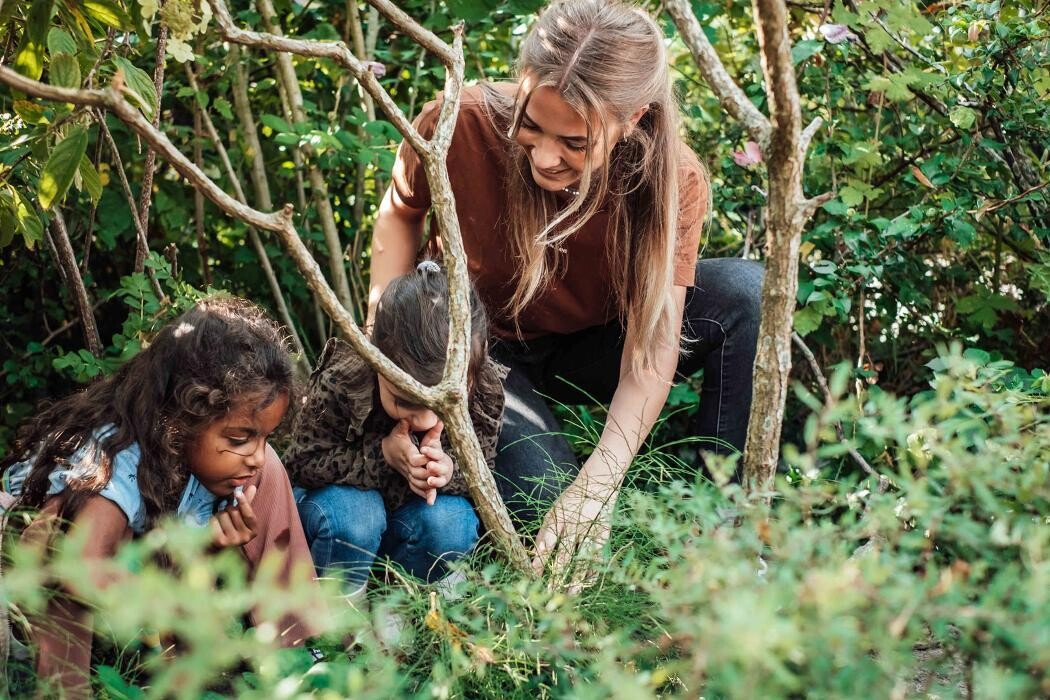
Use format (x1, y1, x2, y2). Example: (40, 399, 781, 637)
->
(210, 484, 258, 548)
(419, 422, 454, 505)
(383, 419, 436, 502)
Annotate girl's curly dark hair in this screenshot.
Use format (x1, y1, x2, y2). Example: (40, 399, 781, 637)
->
(1, 296, 295, 528)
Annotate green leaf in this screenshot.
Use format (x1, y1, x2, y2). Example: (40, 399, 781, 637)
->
(47, 28, 77, 56)
(821, 198, 849, 216)
(447, 0, 501, 22)
(79, 155, 103, 204)
(13, 100, 49, 125)
(791, 40, 823, 65)
(213, 97, 233, 121)
(49, 52, 81, 89)
(274, 132, 300, 147)
(12, 189, 44, 249)
(13, 0, 55, 80)
(793, 305, 825, 336)
(0, 191, 17, 248)
(260, 114, 293, 133)
(82, 0, 132, 30)
(39, 126, 89, 210)
(839, 185, 865, 207)
(949, 105, 978, 130)
(112, 56, 158, 118)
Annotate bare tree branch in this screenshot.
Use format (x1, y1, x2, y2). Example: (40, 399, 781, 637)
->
(256, 0, 355, 313)
(0, 63, 530, 574)
(664, 0, 772, 149)
(185, 61, 311, 372)
(664, 0, 833, 492)
(208, 0, 429, 154)
(49, 210, 103, 357)
(134, 22, 168, 273)
(791, 333, 879, 479)
(96, 113, 166, 301)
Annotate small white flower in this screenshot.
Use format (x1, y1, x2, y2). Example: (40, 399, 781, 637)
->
(167, 37, 195, 63)
(819, 23, 858, 44)
(139, 0, 159, 21)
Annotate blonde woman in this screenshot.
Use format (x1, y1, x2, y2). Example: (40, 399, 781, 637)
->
(367, 0, 763, 573)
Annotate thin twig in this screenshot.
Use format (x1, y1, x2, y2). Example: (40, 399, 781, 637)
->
(792, 332, 879, 479)
(134, 22, 169, 272)
(49, 210, 104, 357)
(95, 113, 165, 300)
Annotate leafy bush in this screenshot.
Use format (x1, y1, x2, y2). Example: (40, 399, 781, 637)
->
(3, 345, 1046, 698)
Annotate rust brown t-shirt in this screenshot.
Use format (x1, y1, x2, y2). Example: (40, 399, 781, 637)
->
(392, 84, 708, 340)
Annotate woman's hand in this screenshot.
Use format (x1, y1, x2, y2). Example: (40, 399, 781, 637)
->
(210, 484, 258, 548)
(383, 419, 446, 504)
(531, 473, 619, 590)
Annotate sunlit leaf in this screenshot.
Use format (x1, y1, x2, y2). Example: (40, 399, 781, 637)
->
(82, 0, 132, 31)
(13, 0, 55, 80)
(39, 126, 89, 210)
(112, 56, 158, 118)
(49, 52, 81, 89)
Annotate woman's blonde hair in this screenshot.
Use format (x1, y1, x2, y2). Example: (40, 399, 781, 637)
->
(482, 0, 702, 373)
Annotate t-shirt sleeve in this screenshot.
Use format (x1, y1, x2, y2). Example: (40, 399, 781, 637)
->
(90, 443, 147, 533)
(673, 154, 709, 287)
(391, 98, 443, 211)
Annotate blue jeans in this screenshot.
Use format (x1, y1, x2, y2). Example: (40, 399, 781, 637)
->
(295, 485, 480, 588)
(491, 258, 764, 527)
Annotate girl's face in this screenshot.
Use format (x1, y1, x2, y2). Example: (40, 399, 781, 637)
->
(185, 392, 289, 496)
(376, 376, 440, 433)
(514, 81, 642, 193)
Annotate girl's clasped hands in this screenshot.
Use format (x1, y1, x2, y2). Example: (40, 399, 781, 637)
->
(381, 419, 454, 505)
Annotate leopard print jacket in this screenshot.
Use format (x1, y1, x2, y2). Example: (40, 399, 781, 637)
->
(282, 338, 508, 512)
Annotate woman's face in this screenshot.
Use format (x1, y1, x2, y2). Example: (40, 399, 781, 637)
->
(514, 82, 624, 193)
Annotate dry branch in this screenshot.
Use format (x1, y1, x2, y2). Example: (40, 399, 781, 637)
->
(134, 22, 168, 273)
(0, 50, 530, 574)
(185, 61, 310, 371)
(49, 210, 103, 357)
(664, 0, 771, 148)
(665, 0, 833, 492)
(256, 0, 355, 313)
(791, 332, 879, 479)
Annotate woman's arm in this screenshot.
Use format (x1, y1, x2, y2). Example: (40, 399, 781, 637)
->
(532, 286, 687, 579)
(366, 186, 427, 331)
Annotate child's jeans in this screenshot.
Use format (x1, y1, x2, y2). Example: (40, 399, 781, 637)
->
(295, 485, 479, 589)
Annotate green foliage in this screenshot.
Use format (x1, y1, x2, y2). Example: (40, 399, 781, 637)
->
(0, 0, 1048, 694)
(2, 345, 1046, 697)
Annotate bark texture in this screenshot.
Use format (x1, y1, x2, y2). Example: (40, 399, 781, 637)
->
(666, 0, 832, 491)
(0, 5, 531, 574)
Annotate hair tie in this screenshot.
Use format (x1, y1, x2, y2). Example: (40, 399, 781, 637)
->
(416, 260, 440, 274)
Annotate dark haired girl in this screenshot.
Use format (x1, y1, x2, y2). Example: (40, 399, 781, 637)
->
(1, 296, 318, 698)
(284, 261, 504, 595)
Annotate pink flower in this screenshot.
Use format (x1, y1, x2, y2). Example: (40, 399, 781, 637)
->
(363, 61, 386, 78)
(819, 23, 858, 44)
(732, 141, 763, 167)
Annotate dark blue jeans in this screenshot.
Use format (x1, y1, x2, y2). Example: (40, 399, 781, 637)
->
(296, 486, 480, 588)
(491, 258, 764, 528)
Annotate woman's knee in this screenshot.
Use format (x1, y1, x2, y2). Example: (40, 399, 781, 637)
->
(688, 258, 764, 335)
(297, 485, 387, 548)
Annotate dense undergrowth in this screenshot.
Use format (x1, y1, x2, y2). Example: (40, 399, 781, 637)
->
(3, 345, 1047, 698)
(2, 0, 1049, 696)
